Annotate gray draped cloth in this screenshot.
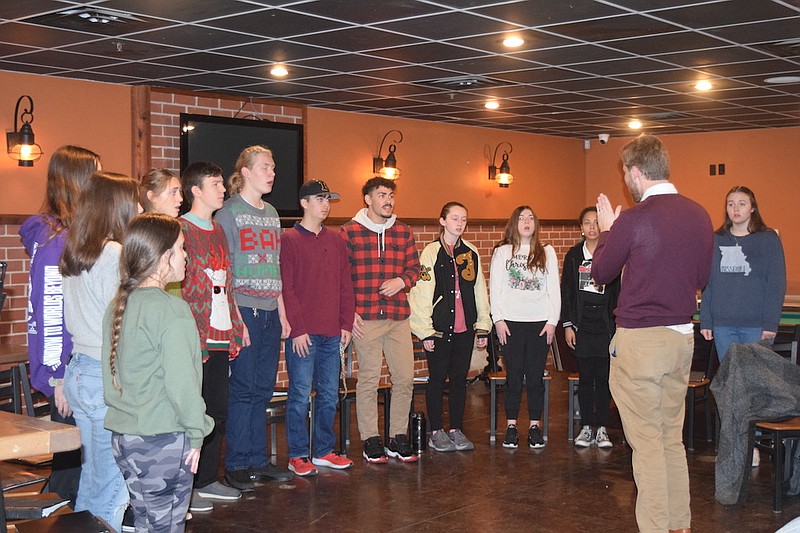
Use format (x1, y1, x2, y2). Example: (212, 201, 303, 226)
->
(710, 342, 800, 507)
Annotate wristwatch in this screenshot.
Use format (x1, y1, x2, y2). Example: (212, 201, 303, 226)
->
(48, 376, 63, 388)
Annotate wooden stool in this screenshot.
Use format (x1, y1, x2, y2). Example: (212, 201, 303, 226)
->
(336, 378, 392, 454)
(754, 417, 800, 513)
(266, 390, 288, 465)
(489, 371, 551, 444)
(685, 371, 712, 451)
(568, 373, 579, 441)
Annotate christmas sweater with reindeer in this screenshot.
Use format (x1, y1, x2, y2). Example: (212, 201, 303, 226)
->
(180, 213, 243, 361)
(489, 243, 560, 325)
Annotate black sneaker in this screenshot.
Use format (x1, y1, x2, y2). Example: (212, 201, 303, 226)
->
(225, 469, 255, 492)
(502, 424, 519, 448)
(250, 463, 294, 482)
(362, 436, 389, 463)
(121, 506, 135, 532)
(528, 425, 545, 449)
(386, 434, 419, 462)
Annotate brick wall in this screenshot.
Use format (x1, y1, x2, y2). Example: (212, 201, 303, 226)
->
(0, 222, 29, 344)
(1, 220, 580, 387)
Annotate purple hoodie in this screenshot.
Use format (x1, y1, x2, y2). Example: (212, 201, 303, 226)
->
(19, 215, 73, 397)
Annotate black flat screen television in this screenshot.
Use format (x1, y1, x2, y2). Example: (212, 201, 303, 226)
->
(179, 113, 304, 218)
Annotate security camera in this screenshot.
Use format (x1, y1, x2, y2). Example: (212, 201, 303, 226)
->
(598, 134, 610, 144)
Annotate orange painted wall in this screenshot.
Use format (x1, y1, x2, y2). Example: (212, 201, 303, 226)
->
(305, 108, 587, 220)
(0, 71, 132, 215)
(584, 127, 800, 289)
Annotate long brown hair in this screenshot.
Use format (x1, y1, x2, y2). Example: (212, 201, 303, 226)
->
(139, 168, 178, 212)
(228, 145, 272, 195)
(716, 185, 769, 235)
(494, 205, 547, 272)
(42, 145, 101, 235)
(59, 172, 140, 277)
(108, 214, 182, 391)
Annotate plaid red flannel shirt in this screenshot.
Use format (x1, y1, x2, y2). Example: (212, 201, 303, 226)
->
(340, 219, 419, 321)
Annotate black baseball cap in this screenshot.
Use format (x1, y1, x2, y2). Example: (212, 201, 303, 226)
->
(299, 179, 340, 200)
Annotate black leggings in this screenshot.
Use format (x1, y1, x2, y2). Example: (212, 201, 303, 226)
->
(577, 356, 610, 427)
(425, 330, 474, 431)
(195, 350, 229, 488)
(502, 321, 549, 421)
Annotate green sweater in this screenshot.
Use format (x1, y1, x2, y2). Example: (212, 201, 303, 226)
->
(102, 287, 213, 449)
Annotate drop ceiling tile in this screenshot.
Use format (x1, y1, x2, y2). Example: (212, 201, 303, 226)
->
(297, 0, 444, 25)
(11, 49, 117, 69)
(474, 1, 624, 27)
(212, 8, 346, 38)
(102, 0, 259, 23)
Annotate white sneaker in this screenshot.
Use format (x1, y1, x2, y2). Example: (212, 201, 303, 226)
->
(575, 425, 592, 448)
(596, 426, 613, 449)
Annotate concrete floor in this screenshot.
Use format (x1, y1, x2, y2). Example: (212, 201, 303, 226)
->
(185, 371, 799, 532)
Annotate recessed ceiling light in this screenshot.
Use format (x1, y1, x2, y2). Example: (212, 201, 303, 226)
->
(695, 80, 713, 91)
(765, 75, 800, 84)
(485, 100, 500, 110)
(628, 120, 642, 130)
(503, 36, 524, 48)
(270, 65, 288, 77)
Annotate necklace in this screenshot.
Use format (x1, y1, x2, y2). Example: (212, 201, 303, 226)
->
(731, 230, 749, 246)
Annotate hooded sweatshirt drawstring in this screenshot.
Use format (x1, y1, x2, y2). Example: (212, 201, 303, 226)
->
(353, 208, 396, 259)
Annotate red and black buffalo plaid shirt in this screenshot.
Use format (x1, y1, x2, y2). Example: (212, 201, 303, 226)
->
(340, 218, 420, 321)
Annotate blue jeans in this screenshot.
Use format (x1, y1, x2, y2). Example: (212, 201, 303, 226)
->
(226, 307, 280, 471)
(285, 335, 341, 459)
(713, 326, 764, 361)
(63, 354, 128, 532)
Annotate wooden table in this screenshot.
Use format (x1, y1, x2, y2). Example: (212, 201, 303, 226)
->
(0, 412, 80, 533)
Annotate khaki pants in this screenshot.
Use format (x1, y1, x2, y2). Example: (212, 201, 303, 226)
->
(609, 326, 693, 533)
(354, 319, 414, 440)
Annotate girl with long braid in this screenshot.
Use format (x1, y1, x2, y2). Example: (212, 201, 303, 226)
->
(102, 214, 213, 533)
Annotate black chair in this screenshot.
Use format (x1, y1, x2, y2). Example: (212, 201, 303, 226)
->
(17, 363, 51, 418)
(685, 329, 717, 450)
(0, 366, 24, 415)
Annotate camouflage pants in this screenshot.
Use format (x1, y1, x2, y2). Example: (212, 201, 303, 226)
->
(112, 432, 193, 533)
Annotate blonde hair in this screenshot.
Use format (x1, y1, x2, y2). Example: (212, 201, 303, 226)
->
(228, 145, 272, 195)
(108, 214, 182, 391)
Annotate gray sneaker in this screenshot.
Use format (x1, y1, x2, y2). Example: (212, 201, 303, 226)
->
(449, 429, 474, 451)
(189, 491, 213, 512)
(575, 425, 593, 448)
(596, 426, 613, 449)
(196, 481, 242, 501)
(428, 429, 456, 452)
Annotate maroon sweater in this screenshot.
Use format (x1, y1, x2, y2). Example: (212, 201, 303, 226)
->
(280, 223, 355, 338)
(592, 192, 713, 328)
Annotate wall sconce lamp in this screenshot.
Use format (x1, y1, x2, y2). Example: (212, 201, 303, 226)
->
(372, 129, 403, 180)
(488, 142, 513, 187)
(7, 95, 43, 167)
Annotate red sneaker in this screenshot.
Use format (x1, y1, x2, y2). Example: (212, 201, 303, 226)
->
(312, 452, 353, 470)
(288, 457, 318, 476)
